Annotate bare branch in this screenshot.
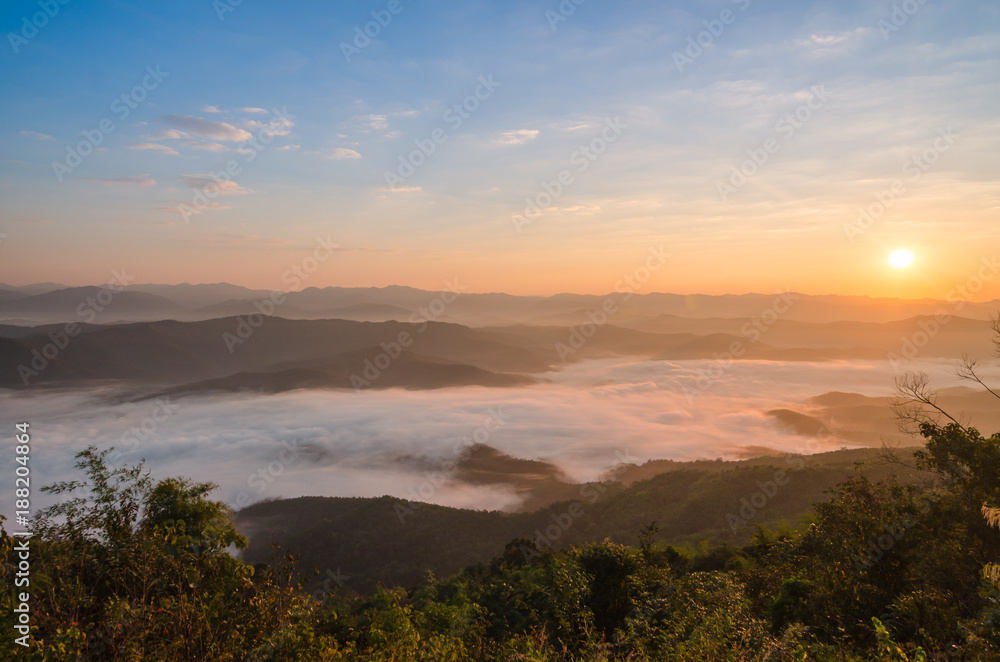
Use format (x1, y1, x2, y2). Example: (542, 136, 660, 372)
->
(991, 312, 1000, 359)
(955, 354, 1000, 403)
(873, 440, 919, 471)
(874, 443, 902, 466)
(890, 371, 964, 434)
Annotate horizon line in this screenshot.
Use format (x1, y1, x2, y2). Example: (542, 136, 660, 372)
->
(2, 281, 1000, 305)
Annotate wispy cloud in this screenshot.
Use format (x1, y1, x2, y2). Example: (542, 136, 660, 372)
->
(81, 175, 156, 186)
(159, 114, 252, 142)
(19, 130, 54, 141)
(194, 232, 298, 247)
(142, 129, 190, 141)
(181, 141, 228, 152)
(201, 105, 222, 114)
(355, 114, 388, 131)
(129, 143, 180, 156)
(179, 174, 254, 195)
(244, 116, 293, 137)
(377, 185, 422, 193)
(493, 129, 539, 145)
(794, 28, 868, 51)
(161, 201, 231, 213)
(327, 148, 362, 160)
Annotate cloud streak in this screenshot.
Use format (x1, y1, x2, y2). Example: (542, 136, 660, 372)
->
(179, 174, 254, 195)
(129, 143, 179, 155)
(82, 175, 156, 186)
(158, 114, 253, 142)
(327, 148, 362, 160)
(19, 130, 54, 141)
(493, 129, 539, 145)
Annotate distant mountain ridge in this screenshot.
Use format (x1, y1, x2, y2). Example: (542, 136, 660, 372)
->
(0, 287, 180, 315)
(0, 317, 551, 391)
(0, 314, 994, 391)
(1, 282, 997, 326)
(0, 282, 69, 296)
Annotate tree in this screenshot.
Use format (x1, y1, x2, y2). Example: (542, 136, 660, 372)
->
(891, 313, 1000, 432)
(985, 504, 1000, 588)
(8, 446, 305, 661)
(883, 311, 1000, 651)
(891, 314, 1000, 510)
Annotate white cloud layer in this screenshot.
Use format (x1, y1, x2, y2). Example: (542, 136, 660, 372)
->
(1, 357, 986, 521)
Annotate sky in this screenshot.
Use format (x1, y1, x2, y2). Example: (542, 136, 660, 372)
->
(1, 0, 998, 298)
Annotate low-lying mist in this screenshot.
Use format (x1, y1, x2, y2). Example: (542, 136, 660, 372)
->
(2, 357, 996, 519)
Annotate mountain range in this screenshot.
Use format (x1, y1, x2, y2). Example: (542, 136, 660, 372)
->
(2, 313, 995, 395)
(1, 282, 997, 327)
(0, 282, 996, 397)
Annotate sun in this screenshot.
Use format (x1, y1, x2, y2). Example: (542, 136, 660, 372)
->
(889, 249, 915, 270)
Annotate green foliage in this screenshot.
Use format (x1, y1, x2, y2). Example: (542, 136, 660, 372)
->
(769, 576, 817, 634)
(5, 409, 1000, 660)
(575, 540, 641, 638)
(236, 450, 930, 592)
(143, 477, 247, 555)
(872, 617, 926, 662)
(0, 446, 325, 661)
(915, 422, 1000, 506)
(983, 504, 1000, 588)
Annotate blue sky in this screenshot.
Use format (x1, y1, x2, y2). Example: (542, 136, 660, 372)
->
(2, 0, 998, 297)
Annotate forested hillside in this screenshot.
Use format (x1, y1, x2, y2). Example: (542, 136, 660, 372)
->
(4, 416, 999, 660)
(236, 447, 930, 592)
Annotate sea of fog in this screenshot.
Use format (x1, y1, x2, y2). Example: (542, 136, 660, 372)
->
(0, 357, 991, 518)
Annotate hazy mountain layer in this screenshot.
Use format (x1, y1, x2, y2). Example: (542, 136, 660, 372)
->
(1, 282, 997, 327)
(2, 313, 994, 394)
